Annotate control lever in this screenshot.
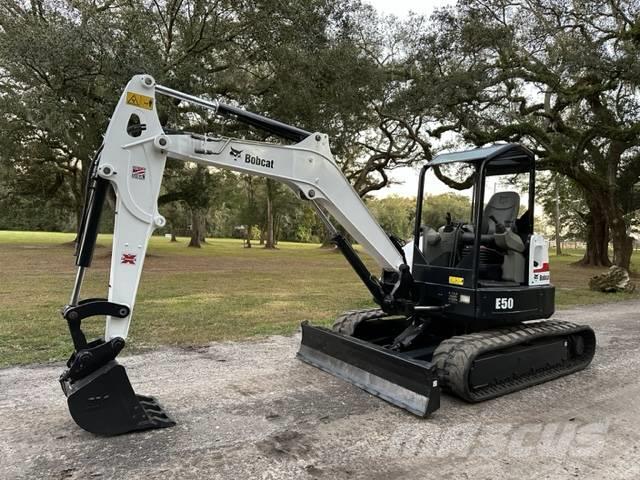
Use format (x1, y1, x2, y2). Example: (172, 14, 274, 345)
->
(489, 215, 506, 234)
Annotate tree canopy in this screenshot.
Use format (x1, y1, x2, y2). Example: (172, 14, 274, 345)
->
(1, 0, 638, 267)
(389, 0, 640, 267)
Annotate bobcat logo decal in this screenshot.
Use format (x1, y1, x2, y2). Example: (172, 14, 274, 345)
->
(229, 147, 243, 160)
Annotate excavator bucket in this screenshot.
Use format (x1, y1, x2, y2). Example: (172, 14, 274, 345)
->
(297, 322, 440, 416)
(60, 360, 175, 436)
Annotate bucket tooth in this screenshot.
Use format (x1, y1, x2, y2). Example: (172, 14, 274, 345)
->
(61, 360, 175, 435)
(297, 321, 440, 416)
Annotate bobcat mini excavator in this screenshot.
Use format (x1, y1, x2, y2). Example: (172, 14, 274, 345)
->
(61, 75, 596, 435)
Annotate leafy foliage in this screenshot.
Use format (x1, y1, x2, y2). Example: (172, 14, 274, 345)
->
(0, 0, 432, 245)
(1, 0, 638, 264)
(394, 0, 640, 267)
(367, 193, 471, 240)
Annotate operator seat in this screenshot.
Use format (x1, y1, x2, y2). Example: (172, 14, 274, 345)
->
(423, 192, 525, 278)
(481, 191, 521, 235)
(459, 191, 521, 245)
(480, 191, 527, 283)
(458, 191, 526, 282)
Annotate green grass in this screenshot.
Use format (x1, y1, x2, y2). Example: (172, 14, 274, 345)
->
(0, 232, 377, 366)
(549, 249, 639, 307)
(0, 231, 638, 366)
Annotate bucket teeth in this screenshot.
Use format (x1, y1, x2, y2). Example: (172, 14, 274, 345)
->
(136, 395, 175, 425)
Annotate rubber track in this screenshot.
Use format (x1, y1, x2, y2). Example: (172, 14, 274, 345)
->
(432, 320, 596, 402)
(332, 308, 388, 336)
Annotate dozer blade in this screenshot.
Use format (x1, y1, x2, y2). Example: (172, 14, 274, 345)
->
(60, 360, 175, 435)
(297, 321, 440, 416)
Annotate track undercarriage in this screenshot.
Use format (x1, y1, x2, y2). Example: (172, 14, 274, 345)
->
(298, 308, 596, 415)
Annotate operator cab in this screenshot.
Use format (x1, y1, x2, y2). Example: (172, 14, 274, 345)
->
(422, 188, 527, 285)
(407, 143, 553, 328)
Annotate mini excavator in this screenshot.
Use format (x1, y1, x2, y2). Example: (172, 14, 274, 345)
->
(60, 75, 596, 435)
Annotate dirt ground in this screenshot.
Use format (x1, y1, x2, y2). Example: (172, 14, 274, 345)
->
(1, 300, 640, 480)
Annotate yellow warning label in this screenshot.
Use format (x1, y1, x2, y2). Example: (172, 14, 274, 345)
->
(126, 92, 153, 110)
(448, 276, 464, 286)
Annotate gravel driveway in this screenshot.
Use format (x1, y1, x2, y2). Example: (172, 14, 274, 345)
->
(1, 301, 639, 480)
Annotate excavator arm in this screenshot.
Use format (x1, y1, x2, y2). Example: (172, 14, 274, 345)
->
(83, 75, 408, 341)
(61, 75, 434, 435)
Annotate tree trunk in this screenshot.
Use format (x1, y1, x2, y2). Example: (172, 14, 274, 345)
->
(242, 175, 256, 248)
(554, 180, 562, 256)
(576, 202, 611, 267)
(245, 224, 252, 248)
(75, 204, 83, 235)
(188, 209, 202, 248)
(274, 214, 280, 246)
(577, 189, 633, 270)
(72, 206, 82, 246)
(610, 215, 634, 270)
(170, 228, 177, 242)
(319, 227, 336, 249)
(265, 180, 276, 249)
(71, 173, 86, 245)
(200, 215, 208, 244)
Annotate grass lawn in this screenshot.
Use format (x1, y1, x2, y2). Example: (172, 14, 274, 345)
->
(0, 231, 638, 366)
(549, 248, 639, 306)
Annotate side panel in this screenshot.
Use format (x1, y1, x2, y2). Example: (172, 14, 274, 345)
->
(476, 285, 555, 323)
(529, 234, 551, 285)
(416, 283, 554, 326)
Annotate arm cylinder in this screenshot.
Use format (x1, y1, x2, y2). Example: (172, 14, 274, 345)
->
(76, 177, 110, 268)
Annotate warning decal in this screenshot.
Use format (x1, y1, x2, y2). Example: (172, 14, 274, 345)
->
(126, 92, 154, 110)
(448, 276, 464, 286)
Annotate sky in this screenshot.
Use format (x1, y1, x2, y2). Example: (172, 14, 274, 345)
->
(365, 0, 456, 17)
(363, 0, 459, 199)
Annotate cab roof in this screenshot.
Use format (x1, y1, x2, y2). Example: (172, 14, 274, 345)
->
(429, 143, 534, 171)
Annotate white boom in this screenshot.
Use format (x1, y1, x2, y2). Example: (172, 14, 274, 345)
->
(94, 75, 405, 340)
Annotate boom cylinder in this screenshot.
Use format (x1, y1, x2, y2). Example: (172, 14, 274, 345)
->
(156, 84, 311, 142)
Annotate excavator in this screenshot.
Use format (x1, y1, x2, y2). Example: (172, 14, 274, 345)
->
(60, 75, 596, 435)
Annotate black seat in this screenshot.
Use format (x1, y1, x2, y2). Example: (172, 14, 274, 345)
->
(461, 191, 521, 244)
(425, 192, 522, 274)
(457, 192, 521, 279)
(481, 191, 520, 234)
